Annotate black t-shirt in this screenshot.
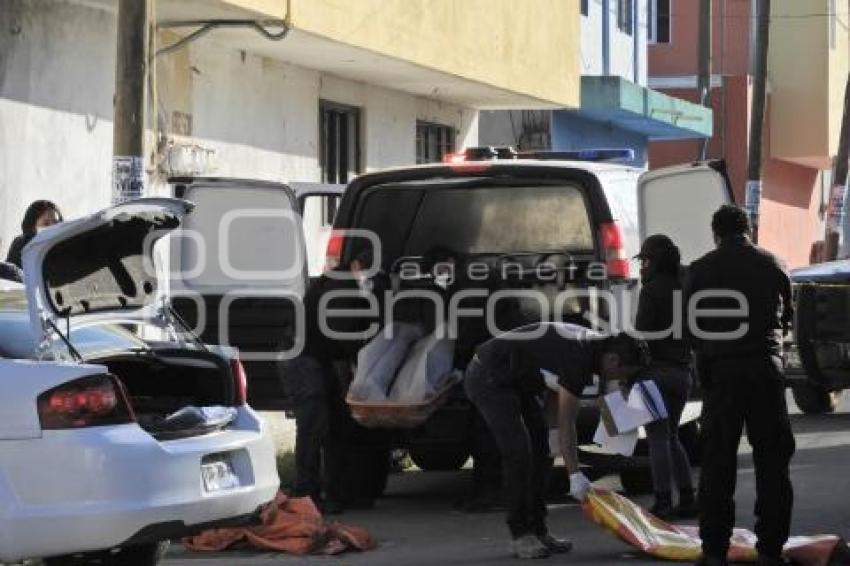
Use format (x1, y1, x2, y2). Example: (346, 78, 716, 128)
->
(474, 322, 601, 397)
(686, 237, 792, 360)
(301, 273, 385, 360)
(635, 271, 691, 367)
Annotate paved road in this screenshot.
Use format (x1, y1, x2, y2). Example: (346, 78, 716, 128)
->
(164, 394, 850, 565)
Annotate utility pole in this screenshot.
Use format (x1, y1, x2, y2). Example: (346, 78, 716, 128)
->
(745, 0, 771, 243)
(825, 74, 850, 261)
(697, 0, 712, 160)
(112, 0, 151, 204)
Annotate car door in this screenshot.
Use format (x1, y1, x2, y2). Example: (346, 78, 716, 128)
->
(291, 182, 346, 279)
(168, 177, 309, 409)
(636, 161, 734, 265)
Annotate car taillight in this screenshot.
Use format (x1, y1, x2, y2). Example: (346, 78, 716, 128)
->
(231, 357, 248, 406)
(599, 221, 630, 279)
(325, 229, 345, 272)
(38, 375, 134, 430)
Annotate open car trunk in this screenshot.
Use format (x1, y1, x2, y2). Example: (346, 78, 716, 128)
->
(90, 349, 237, 440)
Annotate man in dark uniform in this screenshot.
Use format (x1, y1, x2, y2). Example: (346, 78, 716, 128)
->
(284, 252, 382, 513)
(687, 205, 795, 566)
(464, 322, 648, 559)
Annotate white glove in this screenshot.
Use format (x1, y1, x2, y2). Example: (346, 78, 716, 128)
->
(569, 472, 593, 502)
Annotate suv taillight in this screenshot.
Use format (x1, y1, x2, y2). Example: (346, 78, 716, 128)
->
(325, 229, 344, 272)
(37, 375, 134, 430)
(599, 221, 630, 279)
(231, 357, 248, 406)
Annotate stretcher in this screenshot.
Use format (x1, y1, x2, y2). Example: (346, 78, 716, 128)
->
(346, 381, 456, 428)
(583, 489, 850, 565)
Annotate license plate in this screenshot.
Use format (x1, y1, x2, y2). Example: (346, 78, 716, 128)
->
(201, 456, 241, 492)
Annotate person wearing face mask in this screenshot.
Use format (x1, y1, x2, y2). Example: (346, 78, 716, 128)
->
(633, 234, 697, 520)
(6, 200, 63, 269)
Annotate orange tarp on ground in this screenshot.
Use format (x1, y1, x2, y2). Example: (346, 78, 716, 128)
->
(184, 492, 376, 556)
(583, 490, 850, 565)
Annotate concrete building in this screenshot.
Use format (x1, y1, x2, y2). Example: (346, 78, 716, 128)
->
(480, 0, 711, 168)
(649, 0, 850, 268)
(0, 0, 581, 260)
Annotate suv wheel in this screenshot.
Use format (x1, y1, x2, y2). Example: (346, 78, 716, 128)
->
(792, 382, 839, 414)
(43, 541, 169, 566)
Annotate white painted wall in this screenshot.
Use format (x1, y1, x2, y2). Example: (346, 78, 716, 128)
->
(582, 0, 649, 86)
(581, 0, 605, 75)
(0, 0, 478, 264)
(0, 1, 116, 255)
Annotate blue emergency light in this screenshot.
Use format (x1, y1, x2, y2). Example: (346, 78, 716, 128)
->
(523, 148, 636, 163)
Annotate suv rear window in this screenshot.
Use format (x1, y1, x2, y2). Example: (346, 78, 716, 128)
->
(353, 183, 593, 264)
(407, 185, 592, 255)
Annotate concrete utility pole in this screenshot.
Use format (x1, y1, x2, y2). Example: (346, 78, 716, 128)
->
(745, 0, 771, 243)
(112, 0, 151, 204)
(697, 0, 712, 160)
(825, 74, 850, 261)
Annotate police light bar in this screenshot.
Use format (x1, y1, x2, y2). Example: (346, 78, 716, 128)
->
(518, 148, 636, 163)
(443, 147, 634, 164)
(443, 146, 520, 163)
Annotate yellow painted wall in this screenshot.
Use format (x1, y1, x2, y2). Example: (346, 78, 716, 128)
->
(828, 1, 850, 158)
(769, 0, 847, 168)
(282, 0, 581, 108)
(218, 0, 287, 19)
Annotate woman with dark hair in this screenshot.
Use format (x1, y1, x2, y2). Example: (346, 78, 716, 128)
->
(634, 234, 697, 520)
(5, 200, 63, 268)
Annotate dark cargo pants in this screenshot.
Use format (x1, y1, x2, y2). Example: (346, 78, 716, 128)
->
(284, 355, 347, 502)
(698, 354, 795, 559)
(464, 358, 552, 539)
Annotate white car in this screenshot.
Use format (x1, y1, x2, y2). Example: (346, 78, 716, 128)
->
(0, 199, 279, 565)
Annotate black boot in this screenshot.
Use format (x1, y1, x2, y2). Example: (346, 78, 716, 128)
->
(649, 491, 673, 519)
(674, 488, 699, 519)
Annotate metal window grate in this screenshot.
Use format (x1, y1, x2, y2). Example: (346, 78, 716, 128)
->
(416, 121, 456, 164)
(320, 101, 361, 184)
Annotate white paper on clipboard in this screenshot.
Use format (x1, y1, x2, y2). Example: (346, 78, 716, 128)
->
(593, 421, 639, 456)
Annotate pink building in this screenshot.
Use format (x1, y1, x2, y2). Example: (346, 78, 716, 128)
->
(648, 0, 848, 268)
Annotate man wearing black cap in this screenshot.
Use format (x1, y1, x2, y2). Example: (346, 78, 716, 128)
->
(464, 323, 649, 559)
(634, 235, 697, 520)
(687, 205, 795, 566)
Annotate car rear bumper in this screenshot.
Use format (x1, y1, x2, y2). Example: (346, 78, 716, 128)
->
(0, 406, 279, 562)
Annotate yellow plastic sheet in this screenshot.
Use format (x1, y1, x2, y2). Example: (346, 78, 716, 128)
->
(582, 490, 848, 565)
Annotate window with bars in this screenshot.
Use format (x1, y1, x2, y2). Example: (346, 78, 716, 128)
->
(649, 0, 671, 44)
(319, 101, 361, 184)
(416, 121, 456, 164)
(618, 0, 634, 36)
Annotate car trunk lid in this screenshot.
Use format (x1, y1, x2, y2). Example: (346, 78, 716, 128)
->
(22, 198, 193, 354)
